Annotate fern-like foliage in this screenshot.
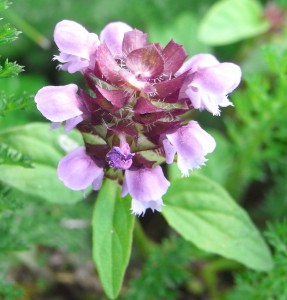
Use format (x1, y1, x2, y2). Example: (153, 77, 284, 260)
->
(0, 92, 33, 114)
(226, 220, 287, 300)
(0, 2, 33, 297)
(0, 59, 24, 78)
(123, 236, 193, 300)
(0, 184, 23, 213)
(0, 0, 23, 80)
(260, 164, 287, 220)
(0, 143, 32, 167)
(0, 23, 21, 45)
(224, 46, 287, 199)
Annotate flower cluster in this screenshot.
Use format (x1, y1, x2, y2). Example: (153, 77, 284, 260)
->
(35, 20, 241, 216)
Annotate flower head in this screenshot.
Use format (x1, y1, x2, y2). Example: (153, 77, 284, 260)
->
(35, 20, 241, 215)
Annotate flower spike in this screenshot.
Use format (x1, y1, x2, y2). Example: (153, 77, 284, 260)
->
(35, 20, 241, 216)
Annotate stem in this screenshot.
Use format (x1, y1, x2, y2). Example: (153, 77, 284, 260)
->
(3, 10, 51, 49)
(133, 218, 156, 258)
(201, 258, 241, 300)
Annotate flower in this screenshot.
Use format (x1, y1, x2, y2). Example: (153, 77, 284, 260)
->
(53, 20, 99, 73)
(99, 21, 133, 57)
(58, 147, 104, 191)
(177, 54, 242, 115)
(34, 84, 84, 130)
(95, 23, 187, 96)
(106, 139, 134, 170)
(35, 20, 241, 216)
(121, 166, 170, 216)
(162, 121, 216, 176)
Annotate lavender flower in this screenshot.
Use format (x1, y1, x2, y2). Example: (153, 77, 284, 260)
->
(35, 84, 85, 130)
(122, 166, 170, 216)
(35, 20, 241, 216)
(162, 121, 216, 176)
(53, 20, 99, 73)
(106, 139, 134, 170)
(177, 54, 242, 115)
(58, 147, 104, 190)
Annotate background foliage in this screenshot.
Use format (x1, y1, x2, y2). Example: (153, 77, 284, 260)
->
(1, 0, 287, 299)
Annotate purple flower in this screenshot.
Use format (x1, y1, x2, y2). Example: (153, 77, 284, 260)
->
(53, 20, 99, 73)
(121, 166, 170, 216)
(177, 54, 242, 115)
(58, 147, 104, 191)
(162, 121, 216, 176)
(100, 22, 133, 57)
(106, 140, 134, 170)
(35, 20, 242, 216)
(34, 84, 84, 130)
(95, 23, 187, 97)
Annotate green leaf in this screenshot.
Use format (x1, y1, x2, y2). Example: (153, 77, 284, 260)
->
(162, 174, 273, 271)
(0, 163, 82, 204)
(198, 0, 270, 46)
(92, 179, 134, 299)
(0, 123, 83, 204)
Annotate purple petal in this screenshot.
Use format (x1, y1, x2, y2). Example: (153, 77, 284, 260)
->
(193, 63, 242, 94)
(162, 138, 176, 163)
(154, 71, 187, 98)
(131, 198, 163, 216)
(106, 142, 134, 170)
(119, 70, 156, 94)
(96, 43, 124, 84)
(35, 84, 83, 122)
(54, 20, 99, 59)
(126, 45, 164, 79)
(109, 123, 138, 139)
(122, 29, 148, 55)
(121, 175, 129, 197)
(122, 166, 170, 202)
(165, 121, 216, 176)
(54, 54, 90, 73)
(162, 40, 187, 75)
(58, 147, 104, 190)
(133, 97, 163, 114)
(64, 115, 84, 131)
(176, 53, 219, 76)
(133, 97, 164, 124)
(187, 63, 242, 115)
(97, 86, 131, 109)
(92, 171, 104, 191)
(100, 22, 132, 56)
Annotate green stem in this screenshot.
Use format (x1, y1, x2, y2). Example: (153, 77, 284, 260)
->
(201, 258, 241, 300)
(133, 218, 156, 258)
(3, 10, 51, 49)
